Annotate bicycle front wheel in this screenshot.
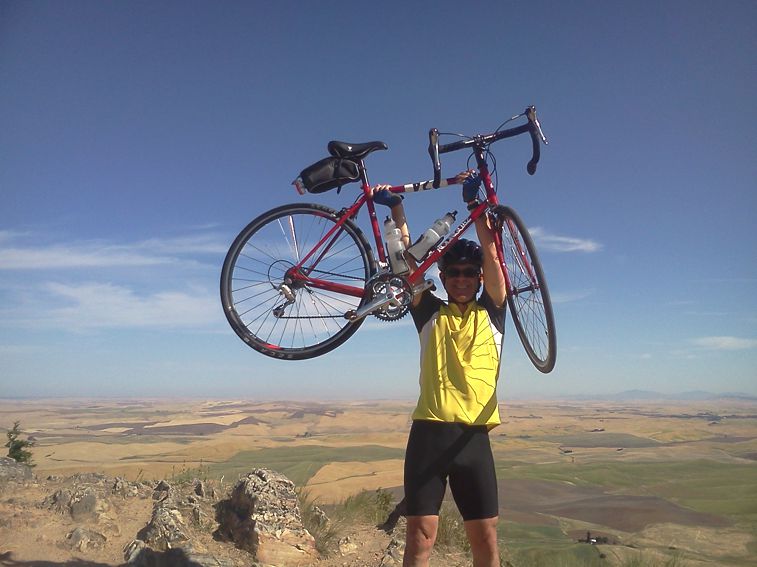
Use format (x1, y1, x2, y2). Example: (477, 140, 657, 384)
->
(221, 203, 375, 360)
(494, 205, 556, 373)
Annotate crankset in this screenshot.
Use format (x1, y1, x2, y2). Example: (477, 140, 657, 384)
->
(370, 274, 413, 321)
(343, 272, 413, 322)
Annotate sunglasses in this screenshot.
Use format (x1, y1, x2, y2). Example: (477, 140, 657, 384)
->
(445, 267, 480, 278)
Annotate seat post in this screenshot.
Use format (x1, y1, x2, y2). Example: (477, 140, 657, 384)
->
(358, 159, 370, 188)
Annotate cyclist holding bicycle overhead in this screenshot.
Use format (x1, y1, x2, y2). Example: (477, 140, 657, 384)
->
(373, 171, 505, 567)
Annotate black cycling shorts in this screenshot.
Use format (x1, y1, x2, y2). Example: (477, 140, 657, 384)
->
(404, 420, 498, 521)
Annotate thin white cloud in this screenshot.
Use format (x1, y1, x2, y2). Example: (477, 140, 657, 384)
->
(0, 233, 227, 270)
(132, 234, 229, 256)
(528, 227, 602, 253)
(7, 282, 221, 330)
(691, 336, 757, 351)
(0, 244, 171, 269)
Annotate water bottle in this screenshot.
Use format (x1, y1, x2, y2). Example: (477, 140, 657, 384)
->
(407, 211, 457, 261)
(383, 217, 410, 274)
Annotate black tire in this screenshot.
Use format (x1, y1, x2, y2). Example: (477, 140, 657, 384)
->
(221, 203, 376, 360)
(494, 205, 556, 373)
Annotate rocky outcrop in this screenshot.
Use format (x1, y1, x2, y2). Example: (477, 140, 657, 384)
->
(4, 467, 415, 567)
(380, 537, 405, 566)
(0, 456, 33, 481)
(65, 526, 107, 551)
(136, 479, 211, 551)
(43, 485, 99, 519)
(215, 468, 317, 566)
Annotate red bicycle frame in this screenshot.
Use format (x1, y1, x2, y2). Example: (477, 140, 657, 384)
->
(286, 105, 548, 304)
(285, 155, 515, 300)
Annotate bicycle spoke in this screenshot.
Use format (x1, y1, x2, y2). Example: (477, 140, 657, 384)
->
(232, 285, 277, 305)
(242, 242, 280, 265)
(233, 264, 274, 279)
(221, 204, 372, 359)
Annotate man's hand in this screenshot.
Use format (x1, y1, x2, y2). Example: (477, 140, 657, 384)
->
(371, 185, 404, 208)
(456, 169, 482, 203)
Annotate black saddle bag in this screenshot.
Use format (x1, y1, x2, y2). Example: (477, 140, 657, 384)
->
(297, 157, 360, 194)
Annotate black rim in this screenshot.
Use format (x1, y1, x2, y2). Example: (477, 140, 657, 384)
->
(498, 206, 556, 372)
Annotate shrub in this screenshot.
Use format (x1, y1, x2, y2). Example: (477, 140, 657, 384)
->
(298, 488, 396, 557)
(339, 488, 394, 525)
(434, 501, 470, 551)
(5, 421, 34, 466)
(298, 490, 341, 556)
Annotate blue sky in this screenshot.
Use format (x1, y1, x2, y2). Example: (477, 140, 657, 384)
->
(1, 0, 755, 400)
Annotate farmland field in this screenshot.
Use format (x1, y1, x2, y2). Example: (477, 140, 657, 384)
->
(1, 397, 755, 565)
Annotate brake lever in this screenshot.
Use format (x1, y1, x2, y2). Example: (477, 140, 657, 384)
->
(526, 106, 549, 145)
(533, 115, 548, 145)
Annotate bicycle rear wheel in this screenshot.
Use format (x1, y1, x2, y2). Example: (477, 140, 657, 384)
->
(221, 203, 375, 360)
(494, 205, 556, 373)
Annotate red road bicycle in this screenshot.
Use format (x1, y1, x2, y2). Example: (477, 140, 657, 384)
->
(221, 106, 556, 372)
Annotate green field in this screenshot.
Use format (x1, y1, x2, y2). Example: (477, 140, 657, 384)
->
(491, 457, 757, 566)
(207, 444, 404, 486)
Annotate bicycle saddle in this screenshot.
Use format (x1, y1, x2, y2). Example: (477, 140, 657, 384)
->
(327, 140, 388, 160)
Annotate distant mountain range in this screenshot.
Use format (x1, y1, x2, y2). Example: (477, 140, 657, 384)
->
(563, 390, 757, 402)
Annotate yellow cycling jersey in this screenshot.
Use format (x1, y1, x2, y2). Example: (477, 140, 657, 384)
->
(410, 290, 504, 428)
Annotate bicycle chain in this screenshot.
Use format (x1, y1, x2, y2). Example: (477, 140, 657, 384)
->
(301, 266, 366, 282)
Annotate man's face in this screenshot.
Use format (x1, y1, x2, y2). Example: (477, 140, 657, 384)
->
(440, 263, 482, 305)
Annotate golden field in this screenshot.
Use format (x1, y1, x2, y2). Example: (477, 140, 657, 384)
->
(2, 397, 756, 565)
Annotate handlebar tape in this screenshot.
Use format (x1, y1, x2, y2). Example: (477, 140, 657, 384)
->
(525, 106, 541, 175)
(527, 126, 540, 175)
(428, 128, 441, 188)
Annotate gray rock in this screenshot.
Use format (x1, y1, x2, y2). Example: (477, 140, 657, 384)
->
(113, 476, 139, 498)
(152, 480, 173, 501)
(124, 539, 236, 567)
(215, 468, 317, 566)
(194, 480, 206, 498)
(0, 456, 33, 481)
(309, 503, 329, 529)
(338, 535, 358, 556)
(138, 505, 190, 551)
(69, 486, 98, 519)
(123, 538, 147, 563)
(69, 472, 108, 486)
(379, 537, 405, 566)
(43, 486, 97, 519)
(65, 527, 107, 551)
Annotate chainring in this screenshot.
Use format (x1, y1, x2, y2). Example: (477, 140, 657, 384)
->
(369, 273, 413, 321)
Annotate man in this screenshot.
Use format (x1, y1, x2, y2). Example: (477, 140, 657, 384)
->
(373, 171, 506, 567)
